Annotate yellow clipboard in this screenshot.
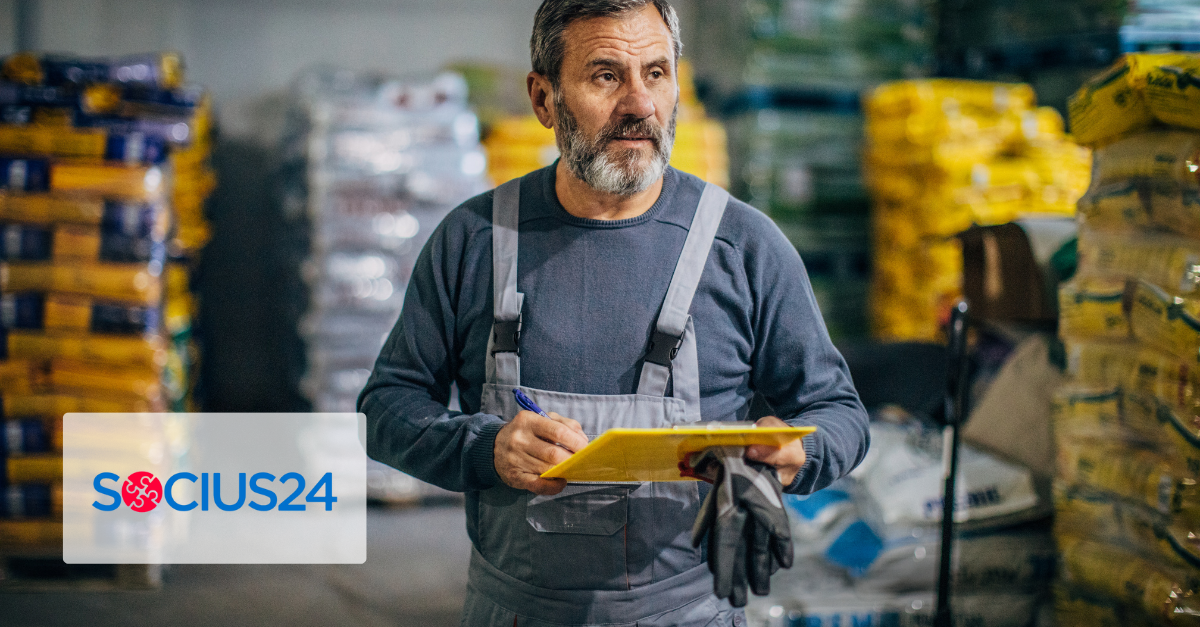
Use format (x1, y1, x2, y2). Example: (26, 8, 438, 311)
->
(540, 424, 816, 483)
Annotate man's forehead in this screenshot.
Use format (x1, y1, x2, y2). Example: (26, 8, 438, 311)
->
(561, 6, 673, 65)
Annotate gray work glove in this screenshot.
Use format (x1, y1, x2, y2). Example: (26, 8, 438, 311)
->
(686, 446, 794, 607)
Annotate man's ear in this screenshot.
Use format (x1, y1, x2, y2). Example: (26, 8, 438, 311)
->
(527, 72, 555, 130)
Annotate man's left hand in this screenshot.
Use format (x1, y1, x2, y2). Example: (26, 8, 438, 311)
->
(745, 416, 806, 487)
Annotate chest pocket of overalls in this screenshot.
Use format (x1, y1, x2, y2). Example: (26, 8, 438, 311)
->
(526, 483, 632, 535)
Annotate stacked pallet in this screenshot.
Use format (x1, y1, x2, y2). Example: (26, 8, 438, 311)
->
(483, 61, 728, 188)
(280, 69, 487, 503)
(863, 79, 1091, 341)
(1054, 52, 1200, 624)
(0, 51, 213, 586)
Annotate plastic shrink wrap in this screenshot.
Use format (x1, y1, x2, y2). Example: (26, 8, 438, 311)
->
(281, 69, 488, 503)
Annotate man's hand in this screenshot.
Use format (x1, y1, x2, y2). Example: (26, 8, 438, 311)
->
(745, 416, 807, 487)
(494, 410, 589, 495)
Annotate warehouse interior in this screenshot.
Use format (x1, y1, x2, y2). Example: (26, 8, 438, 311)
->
(2, 0, 1200, 625)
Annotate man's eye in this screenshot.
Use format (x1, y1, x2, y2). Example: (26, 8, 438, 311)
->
(650, 71, 663, 79)
(599, 72, 616, 82)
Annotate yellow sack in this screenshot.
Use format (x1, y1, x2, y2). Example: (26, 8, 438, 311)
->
(50, 163, 165, 200)
(48, 358, 163, 402)
(29, 293, 157, 336)
(1050, 387, 1200, 476)
(6, 454, 61, 483)
(0, 359, 45, 393)
(1139, 52, 1200, 131)
(1077, 181, 1151, 233)
(1076, 230, 1200, 296)
(0, 193, 105, 225)
(1151, 181, 1200, 238)
(1079, 180, 1200, 239)
(1052, 387, 1122, 440)
(1064, 341, 1200, 415)
(1069, 52, 1200, 147)
(0, 126, 108, 161)
(1, 393, 157, 418)
(1055, 438, 1192, 518)
(0, 262, 162, 304)
(1121, 391, 1200, 477)
(1128, 279, 1200, 362)
(1053, 586, 1123, 627)
(1057, 536, 1200, 623)
(0, 519, 63, 546)
(1055, 485, 1198, 570)
(1092, 129, 1200, 186)
(1068, 58, 1156, 147)
(865, 79, 1035, 120)
(1058, 278, 1130, 341)
(1005, 107, 1067, 150)
(6, 330, 167, 369)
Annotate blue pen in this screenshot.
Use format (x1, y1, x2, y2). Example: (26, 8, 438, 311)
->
(513, 388, 550, 418)
(513, 389, 577, 453)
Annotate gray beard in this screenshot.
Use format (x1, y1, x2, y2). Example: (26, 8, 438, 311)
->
(553, 91, 677, 197)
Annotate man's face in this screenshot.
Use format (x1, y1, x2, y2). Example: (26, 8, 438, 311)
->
(552, 5, 678, 196)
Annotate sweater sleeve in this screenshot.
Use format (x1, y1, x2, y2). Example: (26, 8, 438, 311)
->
(357, 203, 504, 493)
(742, 211, 871, 495)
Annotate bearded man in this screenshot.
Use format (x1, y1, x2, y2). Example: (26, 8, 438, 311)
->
(359, 1, 870, 624)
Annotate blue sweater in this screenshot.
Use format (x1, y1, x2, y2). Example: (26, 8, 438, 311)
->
(358, 165, 869, 495)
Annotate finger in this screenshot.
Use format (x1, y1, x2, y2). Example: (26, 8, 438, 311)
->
(547, 412, 585, 436)
(712, 507, 747, 600)
(755, 416, 788, 428)
(525, 476, 567, 495)
(747, 442, 806, 470)
(745, 444, 782, 463)
(730, 531, 749, 608)
(773, 534, 795, 570)
(531, 415, 589, 453)
(748, 518, 773, 595)
(523, 438, 573, 467)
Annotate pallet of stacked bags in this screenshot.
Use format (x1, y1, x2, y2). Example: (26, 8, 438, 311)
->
(1054, 51, 1200, 625)
(863, 79, 1092, 342)
(0, 50, 214, 589)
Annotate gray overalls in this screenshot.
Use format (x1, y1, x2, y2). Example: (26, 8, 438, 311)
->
(460, 177, 744, 627)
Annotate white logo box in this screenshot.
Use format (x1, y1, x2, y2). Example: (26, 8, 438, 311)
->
(63, 413, 367, 564)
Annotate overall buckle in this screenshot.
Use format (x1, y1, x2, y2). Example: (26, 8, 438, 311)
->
(491, 319, 521, 354)
(645, 329, 684, 367)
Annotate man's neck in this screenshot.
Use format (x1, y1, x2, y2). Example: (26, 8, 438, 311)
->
(554, 161, 665, 221)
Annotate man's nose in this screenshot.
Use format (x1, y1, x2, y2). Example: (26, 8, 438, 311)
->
(614, 76, 656, 120)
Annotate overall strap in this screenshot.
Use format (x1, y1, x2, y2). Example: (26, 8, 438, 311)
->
(486, 178, 524, 387)
(636, 183, 729, 408)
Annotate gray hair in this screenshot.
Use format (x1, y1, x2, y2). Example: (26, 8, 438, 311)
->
(531, 0, 682, 88)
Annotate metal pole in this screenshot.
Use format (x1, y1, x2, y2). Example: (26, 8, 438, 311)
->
(15, 0, 39, 53)
(935, 300, 970, 627)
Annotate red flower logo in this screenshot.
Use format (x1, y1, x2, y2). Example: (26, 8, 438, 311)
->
(121, 472, 163, 512)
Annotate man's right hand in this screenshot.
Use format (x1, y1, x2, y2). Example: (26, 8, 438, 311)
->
(494, 410, 589, 495)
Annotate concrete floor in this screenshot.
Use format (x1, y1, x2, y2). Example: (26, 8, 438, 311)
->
(2, 506, 472, 627)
